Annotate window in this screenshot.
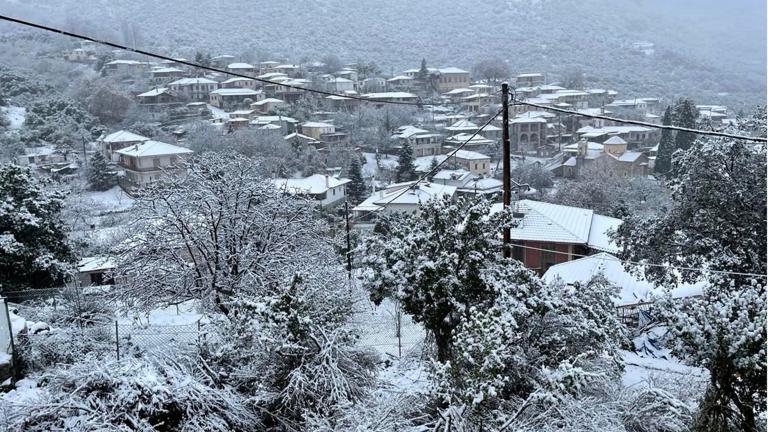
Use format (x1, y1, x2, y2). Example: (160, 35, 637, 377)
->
(153, 158, 161, 168)
(541, 243, 558, 272)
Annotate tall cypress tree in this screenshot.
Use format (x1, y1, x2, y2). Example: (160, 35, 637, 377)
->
(347, 155, 367, 205)
(87, 152, 116, 191)
(673, 98, 698, 151)
(654, 106, 674, 174)
(395, 142, 417, 183)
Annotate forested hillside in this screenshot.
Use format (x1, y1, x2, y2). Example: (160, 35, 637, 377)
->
(0, 0, 764, 108)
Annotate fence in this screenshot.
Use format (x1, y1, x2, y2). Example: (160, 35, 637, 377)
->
(351, 300, 426, 359)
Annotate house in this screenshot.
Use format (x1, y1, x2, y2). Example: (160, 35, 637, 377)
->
(391, 125, 443, 157)
(250, 115, 299, 133)
(576, 125, 659, 148)
(447, 150, 491, 176)
(361, 92, 419, 106)
(435, 67, 471, 93)
(226, 62, 256, 75)
(116, 140, 194, 188)
(387, 75, 414, 91)
(460, 93, 496, 113)
(220, 77, 258, 90)
(352, 181, 457, 225)
(326, 77, 355, 93)
(150, 67, 185, 81)
(444, 133, 496, 153)
(284, 132, 320, 149)
(275, 64, 301, 77)
(64, 48, 96, 63)
(272, 174, 350, 208)
(168, 77, 219, 101)
(490, 200, 622, 274)
(445, 119, 503, 139)
(16, 146, 69, 168)
(103, 59, 149, 75)
(98, 130, 150, 162)
(515, 73, 545, 88)
(136, 88, 180, 107)
(543, 252, 703, 326)
(250, 97, 285, 114)
(77, 256, 116, 286)
(361, 77, 386, 93)
(300, 122, 336, 140)
(209, 88, 262, 109)
(511, 115, 548, 154)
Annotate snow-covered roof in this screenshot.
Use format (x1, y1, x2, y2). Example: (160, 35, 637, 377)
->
(451, 150, 490, 160)
(137, 88, 172, 97)
(490, 200, 622, 251)
(564, 141, 604, 152)
(115, 140, 194, 158)
(284, 132, 319, 142)
(516, 73, 544, 78)
(362, 92, 418, 99)
(387, 75, 413, 81)
(543, 252, 704, 306)
(577, 125, 654, 135)
(78, 256, 116, 273)
(460, 177, 503, 194)
(221, 77, 255, 84)
(301, 121, 334, 128)
(444, 88, 475, 95)
(613, 151, 645, 163)
(210, 88, 261, 96)
(329, 77, 353, 83)
(511, 116, 547, 124)
(439, 67, 468, 74)
(257, 72, 288, 80)
(433, 169, 473, 182)
(445, 133, 494, 145)
(445, 119, 478, 130)
(251, 115, 298, 124)
(151, 67, 183, 74)
(227, 62, 254, 69)
(272, 174, 350, 195)
(251, 98, 285, 105)
(604, 136, 628, 145)
(392, 125, 429, 139)
(101, 130, 150, 143)
(259, 124, 281, 129)
(169, 77, 218, 86)
(353, 181, 457, 212)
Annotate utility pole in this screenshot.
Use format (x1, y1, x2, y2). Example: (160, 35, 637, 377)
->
(501, 82, 511, 258)
(344, 200, 353, 280)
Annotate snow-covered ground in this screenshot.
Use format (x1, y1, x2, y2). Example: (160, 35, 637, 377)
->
(84, 186, 135, 213)
(1, 106, 25, 130)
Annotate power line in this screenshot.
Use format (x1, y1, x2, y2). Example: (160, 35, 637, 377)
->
(512, 97, 767, 143)
(349, 109, 503, 223)
(0, 15, 425, 107)
(509, 242, 768, 278)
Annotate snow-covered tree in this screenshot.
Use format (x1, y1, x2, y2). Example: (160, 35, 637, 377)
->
(360, 196, 520, 362)
(0, 164, 73, 289)
(672, 98, 698, 152)
(654, 105, 675, 174)
(346, 155, 367, 205)
(394, 141, 417, 182)
(115, 153, 335, 315)
(546, 159, 670, 218)
(86, 152, 115, 191)
(615, 110, 767, 431)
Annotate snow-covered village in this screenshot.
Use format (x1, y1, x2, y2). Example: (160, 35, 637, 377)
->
(0, 1, 765, 431)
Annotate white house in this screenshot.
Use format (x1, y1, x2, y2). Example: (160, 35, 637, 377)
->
(116, 140, 194, 188)
(168, 77, 219, 101)
(272, 174, 351, 208)
(98, 130, 150, 162)
(352, 181, 457, 226)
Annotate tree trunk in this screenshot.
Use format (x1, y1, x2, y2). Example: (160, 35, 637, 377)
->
(433, 327, 452, 363)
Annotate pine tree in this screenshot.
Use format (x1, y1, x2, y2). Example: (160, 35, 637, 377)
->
(87, 152, 116, 191)
(0, 164, 73, 289)
(427, 157, 439, 180)
(346, 155, 367, 205)
(395, 142, 417, 182)
(673, 98, 698, 151)
(654, 106, 674, 174)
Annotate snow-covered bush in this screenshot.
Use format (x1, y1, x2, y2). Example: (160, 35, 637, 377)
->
(9, 356, 259, 431)
(204, 273, 378, 429)
(17, 326, 113, 374)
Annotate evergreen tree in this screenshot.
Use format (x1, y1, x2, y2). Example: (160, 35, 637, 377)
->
(346, 155, 367, 205)
(0, 164, 73, 289)
(654, 105, 675, 174)
(395, 142, 417, 182)
(427, 157, 439, 180)
(87, 152, 116, 191)
(673, 98, 698, 151)
(615, 109, 767, 432)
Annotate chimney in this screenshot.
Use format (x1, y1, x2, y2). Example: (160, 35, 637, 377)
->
(325, 175, 330, 189)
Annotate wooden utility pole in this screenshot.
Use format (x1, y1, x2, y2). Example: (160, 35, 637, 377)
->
(501, 82, 511, 258)
(344, 200, 353, 280)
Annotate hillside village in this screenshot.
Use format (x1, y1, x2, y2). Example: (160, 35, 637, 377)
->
(0, 22, 765, 432)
